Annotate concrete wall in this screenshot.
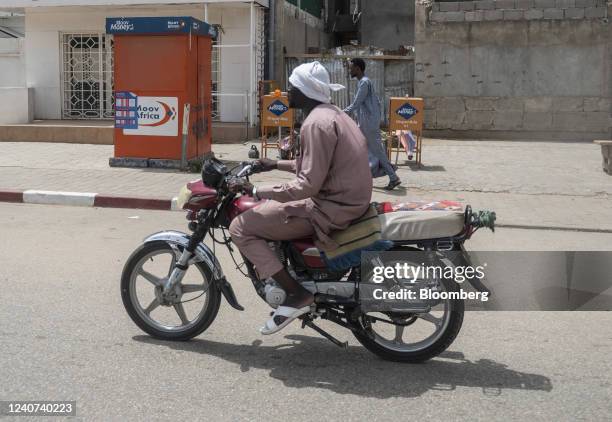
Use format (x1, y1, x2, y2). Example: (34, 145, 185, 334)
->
(415, 1, 611, 140)
(0, 38, 25, 86)
(283, 14, 329, 53)
(277, 1, 330, 88)
(360, 0, 415, 49)
(0, 87, 33, 123)
(0, 38, 31, 124)
(22, 3, 256, 122)
(283, 1, 330, 54)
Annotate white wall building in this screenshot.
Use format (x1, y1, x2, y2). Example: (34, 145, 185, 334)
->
(0, 11, 29, 124)
(0, 0, 268, 126)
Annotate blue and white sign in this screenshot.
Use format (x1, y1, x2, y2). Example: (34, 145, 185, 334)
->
(106, 16, 217, 38)
(108, 19, 135, 32)
(396, 102, 418, 120)
(268, 100, 289, 117)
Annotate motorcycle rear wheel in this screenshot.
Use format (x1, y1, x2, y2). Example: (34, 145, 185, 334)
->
(353, 277, 464, 363)
(121, 241, 221, 341)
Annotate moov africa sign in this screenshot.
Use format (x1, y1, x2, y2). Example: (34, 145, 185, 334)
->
(262, 95, 294, 127)
(115, 93, 178, 137)
(389, 97, 424, 132)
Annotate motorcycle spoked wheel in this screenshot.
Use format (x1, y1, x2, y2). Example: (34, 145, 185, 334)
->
(121, 241, 221, 341)
(352, 254, 465, 363)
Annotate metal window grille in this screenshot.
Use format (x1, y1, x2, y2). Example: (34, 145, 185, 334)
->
(255, 6, 265, 121)
(211, 34, 221, 122)
(61, 33, 114, 120)
(210, 6, 265, 124)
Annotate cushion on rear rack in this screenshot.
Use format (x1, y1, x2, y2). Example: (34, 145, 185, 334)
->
(379, 210, 465, 241)
(378, 200, 463, 213)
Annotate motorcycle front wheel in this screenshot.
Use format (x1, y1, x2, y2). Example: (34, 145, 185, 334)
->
(120, 241, 221, 341)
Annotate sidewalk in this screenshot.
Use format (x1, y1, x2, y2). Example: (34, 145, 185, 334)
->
(0, 139, 610, 231)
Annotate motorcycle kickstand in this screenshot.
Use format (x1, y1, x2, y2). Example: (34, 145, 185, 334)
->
(301, 318, 348, 349)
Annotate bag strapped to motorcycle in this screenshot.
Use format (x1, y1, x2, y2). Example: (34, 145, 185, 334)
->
(320, 205, 394, 271)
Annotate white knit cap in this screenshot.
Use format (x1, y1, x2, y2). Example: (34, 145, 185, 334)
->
(288, 61, 345, 104)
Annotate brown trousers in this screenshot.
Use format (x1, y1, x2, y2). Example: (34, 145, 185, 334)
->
(228, 200, 314, 279)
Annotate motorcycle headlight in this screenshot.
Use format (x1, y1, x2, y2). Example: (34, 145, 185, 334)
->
(176, 185, 192, 210)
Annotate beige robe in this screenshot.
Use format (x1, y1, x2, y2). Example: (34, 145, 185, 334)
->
(229, 103, 372, 279)
(257, 103, 373, 251)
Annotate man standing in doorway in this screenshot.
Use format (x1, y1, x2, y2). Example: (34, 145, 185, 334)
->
(344, 58, 401, 190)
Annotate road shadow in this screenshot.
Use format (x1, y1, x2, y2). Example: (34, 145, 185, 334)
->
(133, 334, 552, 398)
(372, 185, 408, 196)
(134, 168, 186, 175)
(402, 163, 446, 172)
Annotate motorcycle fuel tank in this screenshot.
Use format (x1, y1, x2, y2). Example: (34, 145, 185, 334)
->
(227, 195, 262, 221)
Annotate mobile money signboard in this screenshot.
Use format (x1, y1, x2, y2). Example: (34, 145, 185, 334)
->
(262, 95, 294, 127)
(389, 97, 424, 133)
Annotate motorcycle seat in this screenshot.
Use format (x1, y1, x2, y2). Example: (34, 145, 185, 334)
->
(379, 210, 465, 241)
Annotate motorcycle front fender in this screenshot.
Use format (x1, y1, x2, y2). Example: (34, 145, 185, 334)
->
(143, 230, 224, 281)
(143, 230, 245, 311)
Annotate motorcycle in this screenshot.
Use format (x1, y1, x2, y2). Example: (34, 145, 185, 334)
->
(121, 158, 495, 362)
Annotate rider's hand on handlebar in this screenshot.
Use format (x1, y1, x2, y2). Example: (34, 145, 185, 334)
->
(228, 178, 254, 195)
(253, 157, 277, 172)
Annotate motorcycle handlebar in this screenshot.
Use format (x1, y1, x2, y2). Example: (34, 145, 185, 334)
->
(236, 164, 253, 178)
(250, 161, 264, 173)
(222, 161, 262, 191)
(236, 160, 263, 177)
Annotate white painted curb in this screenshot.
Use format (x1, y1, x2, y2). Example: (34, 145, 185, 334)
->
(23, 190, 97, 207)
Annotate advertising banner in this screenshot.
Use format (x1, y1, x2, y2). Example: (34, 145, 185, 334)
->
(262, 95, 294, 128)
(389, 97, 424, 132)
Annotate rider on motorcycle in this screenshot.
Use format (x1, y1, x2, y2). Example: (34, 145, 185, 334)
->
(228, 61, 373, 335)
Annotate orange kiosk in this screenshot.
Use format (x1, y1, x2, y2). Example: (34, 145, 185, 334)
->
(107, 17, 216, 167)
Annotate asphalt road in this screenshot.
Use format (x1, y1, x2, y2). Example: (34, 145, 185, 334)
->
(1, 203, 611, 421)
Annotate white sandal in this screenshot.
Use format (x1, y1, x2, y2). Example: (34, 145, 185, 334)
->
(259, 305, 310, 335)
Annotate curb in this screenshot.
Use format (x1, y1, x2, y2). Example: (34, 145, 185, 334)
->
(0, 189, 179, 211)
(3, 190, 612, 234)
